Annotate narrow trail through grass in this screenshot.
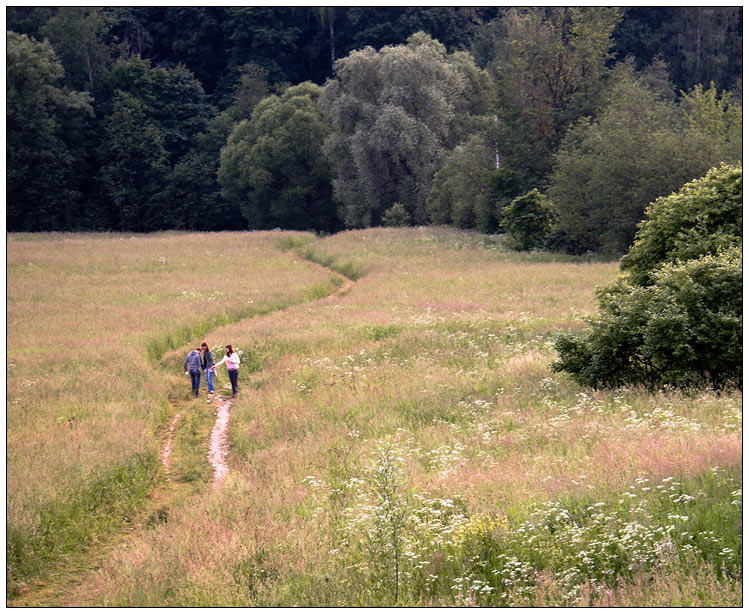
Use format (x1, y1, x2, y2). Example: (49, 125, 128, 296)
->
(160, 412, 182, 480)
(208, 398, 233, 483)
(8, 239, 356, 608)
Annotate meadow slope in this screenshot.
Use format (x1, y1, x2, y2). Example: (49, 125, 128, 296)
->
(6, 231, 335, 597)
(7, 228, 741, 606)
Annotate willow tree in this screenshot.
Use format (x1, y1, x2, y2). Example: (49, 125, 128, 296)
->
(321, 32, 491, 228)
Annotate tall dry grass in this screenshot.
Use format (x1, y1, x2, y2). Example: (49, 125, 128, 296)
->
(6, 231, 333, 592)
(11, 228, 741, 606)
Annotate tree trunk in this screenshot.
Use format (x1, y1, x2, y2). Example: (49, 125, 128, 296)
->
(329, 21, 336, 76)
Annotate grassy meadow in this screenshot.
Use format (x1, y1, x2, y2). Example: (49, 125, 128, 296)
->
(6, 231, 335, 594)
(7, 228, 741, 606)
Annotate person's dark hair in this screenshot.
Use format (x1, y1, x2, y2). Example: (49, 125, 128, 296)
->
(225, 344, 234, 356)
(201, 342, 209, 349)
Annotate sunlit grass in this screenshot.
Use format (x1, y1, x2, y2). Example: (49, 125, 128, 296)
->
(6, 230, 332, 593)
(9, 228, 740, 606)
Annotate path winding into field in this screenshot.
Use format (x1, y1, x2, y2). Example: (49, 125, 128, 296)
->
(208, 398, 233, 482)
(160, 256, 352, 486)
(11, 244, 353, 607)
(160, 412, 182, 480)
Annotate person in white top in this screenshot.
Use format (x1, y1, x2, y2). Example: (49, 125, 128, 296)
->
(210, 344, 240, 397)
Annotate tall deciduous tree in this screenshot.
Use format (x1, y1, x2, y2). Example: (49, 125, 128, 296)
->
(425, 135, 496, 230)
(7, 32, 92, 230)
(39, 7, 116, 90)
(489, 7, 621, 191)
(680, 83, 742, 171)
(218, 82, 336, 231)
(96, 91, 169, 231)
(547, 63, 742, 255)
(161, 66, 270, 231)
(321, 32, 490, 227)
(102, 56, 213, 164)
(667, 7, 742, 93)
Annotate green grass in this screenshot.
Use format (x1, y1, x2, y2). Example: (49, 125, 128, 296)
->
(7, 228, 741, 607)
(7, 452, 158, 597)
(301, 246, 366, 280)
(170, 400, 215, 485)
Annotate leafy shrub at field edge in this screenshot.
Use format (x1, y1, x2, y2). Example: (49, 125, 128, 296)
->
(554, 164, 742, 388)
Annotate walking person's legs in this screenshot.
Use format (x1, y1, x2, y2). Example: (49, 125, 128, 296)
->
(190, 369, 201, 396)
(228, 369, 238, 397)
(205, 369, 214, 394)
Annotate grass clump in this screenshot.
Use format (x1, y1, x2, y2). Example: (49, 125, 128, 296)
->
(302, 247, 366, 281)
(276, 234, 317, 252)
(7, 452, 158, 597)
(170, 402, 215, 485)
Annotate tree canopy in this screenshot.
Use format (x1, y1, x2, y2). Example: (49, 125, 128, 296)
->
(219, 82, 337, 231)
(321, 33, 490, 227)
(5, 7, 743, 240)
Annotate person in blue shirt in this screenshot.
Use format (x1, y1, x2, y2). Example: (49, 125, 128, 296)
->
(184, 347, 202, 397)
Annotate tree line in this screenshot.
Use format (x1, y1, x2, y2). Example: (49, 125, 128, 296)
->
(7, 7, 743, 254)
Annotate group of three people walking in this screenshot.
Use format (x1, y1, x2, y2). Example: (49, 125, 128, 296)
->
(184, 343, 240, 398)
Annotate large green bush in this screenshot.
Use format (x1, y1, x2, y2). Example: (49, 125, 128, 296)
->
(501, 189, 555, 251)
(554, 165, 742, 389)
(620, 163, 742, 286)
(553, 248, 742, 388)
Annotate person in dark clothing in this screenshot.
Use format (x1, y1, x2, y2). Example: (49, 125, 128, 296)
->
(201, 342, 215, 395)
(184, 347, 203, 397)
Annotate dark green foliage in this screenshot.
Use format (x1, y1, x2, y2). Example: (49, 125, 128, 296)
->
(218, 82, 337, 231)
(614, 7, 742, 94)
(5, 8, 745, 233)
(553, 165, 742, 389)
(163, 146, 245, 231)
(161, 109, 247, 231)
(620, 164, 742, 286)
(39, 7, 116, 91)
(131, 7, 227, 95)
(94, 56, 215, 231)
(6, 32, 93, 231)
(426, 136, 497, 231)
(101, 56, 213, 165)
(501, 189, 555, 251)
(96, 91, 170, 231)
(553, 248, 741, 388)
(548, 67, 742, 255)
(382, 203, 411, 227)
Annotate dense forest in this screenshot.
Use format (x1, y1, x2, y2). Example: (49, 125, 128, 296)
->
(7, 7, 743, 253)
